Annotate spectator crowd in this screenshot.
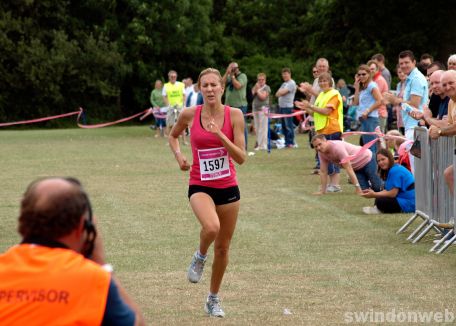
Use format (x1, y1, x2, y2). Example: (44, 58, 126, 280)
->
(148, 51, 456, 216)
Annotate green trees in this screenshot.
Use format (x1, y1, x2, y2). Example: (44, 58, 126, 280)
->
(0, 0, 454, 123)
(0, 1, 123, 122)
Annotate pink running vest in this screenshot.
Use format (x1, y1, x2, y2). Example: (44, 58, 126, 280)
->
(189, 105, 238, 188)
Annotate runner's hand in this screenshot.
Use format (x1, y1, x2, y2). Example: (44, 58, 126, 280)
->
(176, 153, 190, 171)
(206, 119, 221, 135)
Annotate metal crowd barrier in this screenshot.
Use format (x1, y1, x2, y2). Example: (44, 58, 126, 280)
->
(397, 127, 456, 253)
(396, 127, 432, 235)
(431, 137, 456, 253)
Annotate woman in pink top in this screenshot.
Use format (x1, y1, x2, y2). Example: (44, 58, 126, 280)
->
(311, 134, 383, 194)
(169, 68, 246, 318)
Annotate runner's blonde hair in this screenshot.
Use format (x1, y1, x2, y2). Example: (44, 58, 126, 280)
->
(197, 68, 224, 89)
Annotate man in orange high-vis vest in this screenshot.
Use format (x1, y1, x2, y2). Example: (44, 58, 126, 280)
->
(0, 177, 145, 326)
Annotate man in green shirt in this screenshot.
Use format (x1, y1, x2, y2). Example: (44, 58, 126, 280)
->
(223, 62, 248, 149)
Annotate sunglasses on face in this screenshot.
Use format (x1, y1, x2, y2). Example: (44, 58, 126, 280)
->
(357, 73, 367, 76)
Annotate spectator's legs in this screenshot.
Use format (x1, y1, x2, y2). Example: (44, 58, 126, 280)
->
(387, 104, 394, 130)
(239, 106, 248, 150)
(405, 127, 415, 174)
(329, 173, 340, 187)
(364, 154, 383, 192)
(257, 109, 268, 150)
(360, 117, 379, 154)
(444, 164, 454, 195)
(355, 153, 383, 191)
(325, 132, 342, 185)
(375, 197, 402, 213)
(355, 169, 369, 190)
(379, 116, 387, 134)
(253, 111, 259, 149)
(280, 107, 294, 146)
(315, 152, 320, 169)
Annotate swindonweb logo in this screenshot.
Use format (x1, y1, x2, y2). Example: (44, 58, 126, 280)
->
(344, 309, 455, 324)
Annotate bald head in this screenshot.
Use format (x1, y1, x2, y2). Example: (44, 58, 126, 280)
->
(429, 70, 444, 96)
(441, 70, 456, 100)
(18, 177, 89, 240)
(33, 178, 76, 205)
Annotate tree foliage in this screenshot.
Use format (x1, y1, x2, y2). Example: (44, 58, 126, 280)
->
(0, 0, 454, 123)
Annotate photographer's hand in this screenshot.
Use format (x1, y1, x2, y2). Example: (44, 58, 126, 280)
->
(88, 216, 106, 265)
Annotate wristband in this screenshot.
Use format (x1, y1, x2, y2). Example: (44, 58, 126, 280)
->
(354, 183, 361, 188)
(174, 150, 181, 155)
(102, 264, 114, 273)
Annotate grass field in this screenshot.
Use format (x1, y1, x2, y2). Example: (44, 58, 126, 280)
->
(1, 126, 456, 325)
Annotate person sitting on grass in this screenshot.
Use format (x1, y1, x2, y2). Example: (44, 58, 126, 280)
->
(361, 148, 415, 214)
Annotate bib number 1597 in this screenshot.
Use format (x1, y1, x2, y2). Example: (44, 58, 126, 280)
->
(202, 158, 225, 172)
(198, 147, 231, 181)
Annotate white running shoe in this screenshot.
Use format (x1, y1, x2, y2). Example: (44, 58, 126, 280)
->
(326, 185, 342, 193)
(362, 206, 381, 214)
(187, 252, 206, 283)
(205, 295, 225, 317)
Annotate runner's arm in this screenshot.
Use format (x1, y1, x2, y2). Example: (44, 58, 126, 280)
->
(169, 108, 194, 170)
(216, 108, 246, 164)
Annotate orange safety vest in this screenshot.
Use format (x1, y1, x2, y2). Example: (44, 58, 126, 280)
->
(0, 244, 111, 326)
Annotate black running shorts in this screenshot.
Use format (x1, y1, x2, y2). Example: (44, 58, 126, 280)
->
(188, 185, 240, 205)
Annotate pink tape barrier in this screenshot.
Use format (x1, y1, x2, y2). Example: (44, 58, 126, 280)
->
(267, 110, 306, 119)
(0, 110, 81, 127)
(77, 108, 149, 129)
(0, 107, 150, 129)
(340, 137, 380, 164)
(340, 127, 409, 164)
(244, 110, 306, 119)
(245, 107, 270, 117)
(153, 112, 167, 119)
(300, 115, 314, 131)
(139, 108, 167, 121)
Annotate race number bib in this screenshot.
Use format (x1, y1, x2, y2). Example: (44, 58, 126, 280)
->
(198, 147, 230, 181)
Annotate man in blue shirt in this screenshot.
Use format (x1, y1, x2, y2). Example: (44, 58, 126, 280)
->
(384, 50, 428, 140)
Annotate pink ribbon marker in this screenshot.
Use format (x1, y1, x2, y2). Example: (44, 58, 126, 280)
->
(0, 110, 80, 127)
(77, 108, 149, 129)
(0, 107, 151, 129)
(340, 126, 408, 163)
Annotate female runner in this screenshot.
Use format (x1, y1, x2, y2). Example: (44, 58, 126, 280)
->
(169, 68, 246, 317)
